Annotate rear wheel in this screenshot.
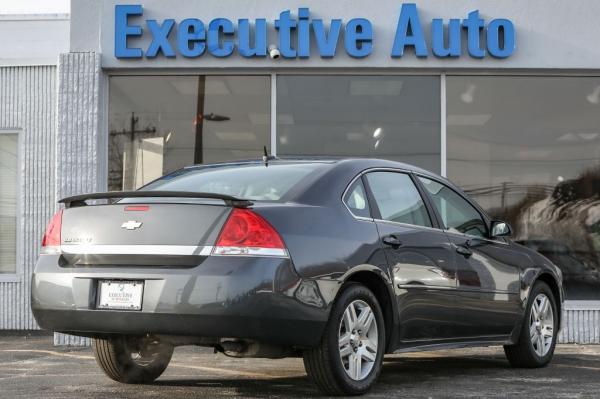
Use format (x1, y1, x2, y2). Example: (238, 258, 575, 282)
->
(504, 281, 558, 368)
(92, 335, 173, 383)
(303, 283, 385, 396)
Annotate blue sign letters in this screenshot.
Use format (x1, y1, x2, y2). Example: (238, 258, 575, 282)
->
(114, 4, 515, 60)
(114, 4, 143, 58)
(146, 19, 176, 58)
(177, 19, 206, 58)
(391, 4, 515, 58)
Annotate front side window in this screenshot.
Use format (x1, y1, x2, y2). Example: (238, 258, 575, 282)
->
(418, 177, 487, 237)
(366, 172, 431, 227)
(343, 178, 371, 218)
(0, 133, 17, 274)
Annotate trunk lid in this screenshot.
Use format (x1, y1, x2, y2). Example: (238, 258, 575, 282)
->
(59, 202, 230, 266)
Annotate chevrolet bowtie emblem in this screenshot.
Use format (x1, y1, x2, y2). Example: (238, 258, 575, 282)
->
(121, 220, 143, 230)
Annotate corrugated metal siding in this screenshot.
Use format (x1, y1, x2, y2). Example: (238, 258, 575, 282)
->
(53, 333, 91, 346)
(0, 66, 56, 330)
(54, 52, 106, 346)
(558, 302, 600, 344)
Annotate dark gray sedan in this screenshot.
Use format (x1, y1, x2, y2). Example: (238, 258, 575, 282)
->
(31, 158, 563, 395)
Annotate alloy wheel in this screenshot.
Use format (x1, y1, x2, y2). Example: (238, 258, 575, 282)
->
(127, 336, 165, 367)
(338, 299, 379, 381)
(529, 293, 554, 357)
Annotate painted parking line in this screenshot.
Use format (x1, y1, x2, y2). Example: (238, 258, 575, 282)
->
(168, 362, 300, 379)
(0, 373, 102, 381)
(2, 349, 94, 360)
(0, 349, 302, 379)
(554, 363, 600, 372)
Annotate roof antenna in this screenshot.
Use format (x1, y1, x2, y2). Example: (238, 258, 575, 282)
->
(262, 145, 276, 167)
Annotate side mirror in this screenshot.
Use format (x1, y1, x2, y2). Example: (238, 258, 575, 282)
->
(490, 221, 512, 237)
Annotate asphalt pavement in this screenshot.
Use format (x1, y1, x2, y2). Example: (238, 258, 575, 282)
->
(1, 335, 599, 398)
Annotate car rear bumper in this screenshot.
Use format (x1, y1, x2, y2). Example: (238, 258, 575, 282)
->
(31, 254, 329, 347)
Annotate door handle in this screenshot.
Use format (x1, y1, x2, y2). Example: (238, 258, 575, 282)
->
(382, 235, 402, 248)
(455, 245, 473, 258)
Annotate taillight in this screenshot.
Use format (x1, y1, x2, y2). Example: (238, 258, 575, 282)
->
(41, 210, 63, 254)
(124, 205, 149, 211)
(213, 208, 288, 257)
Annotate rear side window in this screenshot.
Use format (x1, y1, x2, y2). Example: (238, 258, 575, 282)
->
(418, 177, 487, 237)
(141, 163, 329, 202)
(343, 179, 371, 218)
(365, 172, 432, 227)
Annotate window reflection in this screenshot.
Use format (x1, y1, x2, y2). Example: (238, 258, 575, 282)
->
(366, 172, 432, 227)
(343, 179, 371, 218)
(277, 75, 440, 173)
(108, 76, 270, 191)
(0, 133, 17, 274)
(447, 76, 600, 299)
(419, 176, 487, 237)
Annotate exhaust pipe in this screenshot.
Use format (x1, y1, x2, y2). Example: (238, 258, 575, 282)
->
(217, 339, 290, 359)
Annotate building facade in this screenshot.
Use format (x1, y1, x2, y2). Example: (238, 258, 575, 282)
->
(1, 0, 600, 344)
(0, 14, 69, 333)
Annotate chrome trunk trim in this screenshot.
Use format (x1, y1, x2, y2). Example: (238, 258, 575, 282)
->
(59, 244, 213, 256)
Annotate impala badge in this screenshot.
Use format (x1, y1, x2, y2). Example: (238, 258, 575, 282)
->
(121, 220, 143, 230)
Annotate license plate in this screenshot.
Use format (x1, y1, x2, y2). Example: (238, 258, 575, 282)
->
(97, 280, 144, 310)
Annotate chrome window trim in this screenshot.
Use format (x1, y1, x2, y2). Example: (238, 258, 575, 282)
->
(342, 167, 432, 225)
(342, 168, 511, 246)
(413, 173, 510, 245)
(361, 168, 436, 229)
(341, 172, 374, 221)
(373, 218, 445, 234)
(373, 218, 508, 245)
(354, 216, 375, 223)
(442, 230, 510, 246)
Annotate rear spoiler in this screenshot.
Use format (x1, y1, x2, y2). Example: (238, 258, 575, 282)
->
(59, 191, 254, 208)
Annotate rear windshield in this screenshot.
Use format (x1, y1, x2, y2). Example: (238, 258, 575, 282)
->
(140, 162, 330, 201)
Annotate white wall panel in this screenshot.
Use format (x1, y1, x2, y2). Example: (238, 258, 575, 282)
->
(0, 66, 56, 330)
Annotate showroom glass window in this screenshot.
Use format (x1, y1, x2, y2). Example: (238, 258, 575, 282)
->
(447, 76, 600, 299)
(277, 76, 441, 173)
(0, 133, 17, 274)
(108, 76, 270, 190)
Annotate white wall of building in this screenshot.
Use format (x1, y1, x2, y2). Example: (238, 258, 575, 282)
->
(0, 14, 69, 66)
(70, 0, 600, 71)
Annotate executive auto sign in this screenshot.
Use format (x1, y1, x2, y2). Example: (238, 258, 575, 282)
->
(114, 3, 515, 60)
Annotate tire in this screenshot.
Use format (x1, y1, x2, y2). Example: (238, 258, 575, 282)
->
(303, 283, 386, 396)
(504, 281, 558, 368)
(92, 335, 174, 383)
